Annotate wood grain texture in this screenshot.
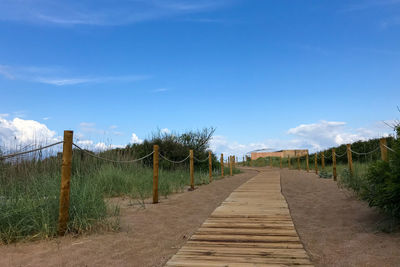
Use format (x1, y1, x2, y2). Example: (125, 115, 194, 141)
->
(166, 169, 313, 266)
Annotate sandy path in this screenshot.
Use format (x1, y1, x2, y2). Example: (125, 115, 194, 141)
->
(0, 170, 258, 267)
(281, 168, 400, 267)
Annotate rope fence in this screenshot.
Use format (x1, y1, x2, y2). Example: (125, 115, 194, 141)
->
(0, 141, 63, 161)
(1, 130, 239, 236)
(383, 144, 396, 153)
(72, 143, 154, 163)
(193, 155, 210, 162)
(246, 137, 394, 183)
(350, 146, 380, 155)
(159, 153, 190, 164)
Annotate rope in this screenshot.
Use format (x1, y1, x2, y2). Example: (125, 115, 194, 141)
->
(334, 151, 347, 158)
(0, 141, 63, 160)
(383, 144, 396, 153)
(159, 153, 190, 164)
(72, 143, 154, 163)
(194, 155, 210, 162)
(323, 154, 332, 159)
(350, 146, 380, 156)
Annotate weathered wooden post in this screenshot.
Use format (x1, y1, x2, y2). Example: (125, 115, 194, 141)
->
(380, 138, 388, 162)
(321, 152, 325, 170)
(190, 150, 194, 190)
(220, 153, 224, 177)
(152, 145, 159, 203)
(347, 144, 353, 176)
(208, 151, 212, 182)
(315, 153, 318, 175)
(280, 156, 282, 169)
(332, 148, 337, 181)
(58, 130, 73, 236)
(306, 153, 309, 172)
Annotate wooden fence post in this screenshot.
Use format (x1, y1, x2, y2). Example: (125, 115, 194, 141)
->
(306, 153, 309, 172)
(190, 150, 194, 190)
(208, 151, 212, 182)
(347, 144, 353, 176)
(220, 153, 224, 177)
(332, 148, 337, 181)
(297, 156, 300, 170)
(58, 130, 73, 236)
(152, 145, 159, 203)
(315, 153, 318, 175)
(280, 156, 282, 169)
(380, 138, 388, 162)
(229, 156, 233, 176)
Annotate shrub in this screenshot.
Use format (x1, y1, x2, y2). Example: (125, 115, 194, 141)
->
(361, 125, 400, 218)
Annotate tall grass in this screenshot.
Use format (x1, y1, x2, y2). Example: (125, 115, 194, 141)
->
(0, 152, 239, 243)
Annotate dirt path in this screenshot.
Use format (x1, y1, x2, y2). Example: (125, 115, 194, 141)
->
(281, 168, 400, 267)
(0, 170, 258, 267)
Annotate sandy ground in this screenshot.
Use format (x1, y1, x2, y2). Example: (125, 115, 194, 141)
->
(3, 168, 400, 267)
(281, 168, 400, 267)
(0, 170, 258, 267)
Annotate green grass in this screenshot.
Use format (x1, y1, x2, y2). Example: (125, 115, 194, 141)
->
(0, 154, 239, 243)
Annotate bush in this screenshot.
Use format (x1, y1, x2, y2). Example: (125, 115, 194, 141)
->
(361, 126, 400, 218)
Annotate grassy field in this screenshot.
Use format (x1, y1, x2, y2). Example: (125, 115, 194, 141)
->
(0, 153, 239, 244)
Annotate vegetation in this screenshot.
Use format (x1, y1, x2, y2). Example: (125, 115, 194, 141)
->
(361, 125, 400, 219)
(245, 121, 400, 226)
(0, 128, 240, 243)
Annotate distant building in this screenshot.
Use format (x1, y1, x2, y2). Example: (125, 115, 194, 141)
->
(251, 149, 308, 160)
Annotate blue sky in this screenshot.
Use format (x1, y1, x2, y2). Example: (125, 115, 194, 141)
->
(0, 0, 399, 156)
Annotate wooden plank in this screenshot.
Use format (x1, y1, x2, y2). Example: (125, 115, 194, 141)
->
(165, 169, 313, 266)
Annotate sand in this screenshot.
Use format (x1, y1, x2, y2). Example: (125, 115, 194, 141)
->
(2, 167, 400, 267)
(281, 168, 400, 267)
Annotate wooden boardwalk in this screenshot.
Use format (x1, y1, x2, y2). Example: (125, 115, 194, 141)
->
(166, 169, 313, 267)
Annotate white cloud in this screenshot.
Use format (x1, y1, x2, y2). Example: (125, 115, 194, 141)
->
(0, 117, 61, 151)
(79, 122, 95, 128)
(160, 128, 171, 134)
(287, 120, 391, 151)
(209, 135, 305, 159)
(0, 0, 234, 26)
(35, 75, 149, 86)
(130, 133, 143, 144)
(0, 64, 150, 86)
(75, 139, 124, 151)
(76, 140, 94, 146)
(210, 120, 393, 158)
